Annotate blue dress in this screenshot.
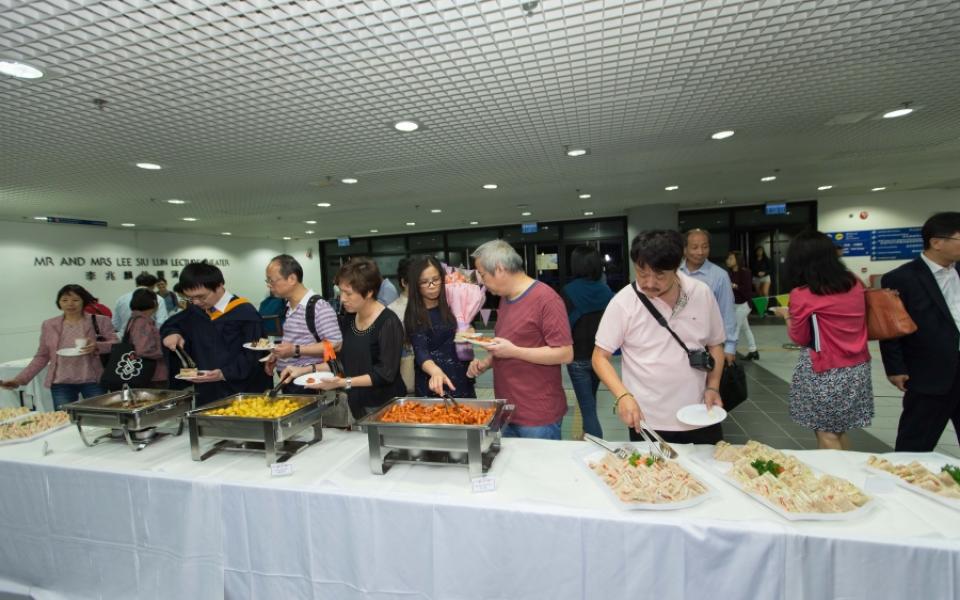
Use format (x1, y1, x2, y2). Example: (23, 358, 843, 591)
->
(409, 307, 476, 398)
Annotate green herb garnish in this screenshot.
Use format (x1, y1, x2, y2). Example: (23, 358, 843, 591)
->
(645, 455, 657, 467)
(751, 458, 785, 477)
(628, 451, 641, 467)
(942, 464, 960, 486)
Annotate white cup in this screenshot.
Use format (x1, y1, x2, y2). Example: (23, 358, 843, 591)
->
(74, 337, 88, 349)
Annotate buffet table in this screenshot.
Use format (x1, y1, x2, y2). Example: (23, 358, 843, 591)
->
(0, 427, 958, 600)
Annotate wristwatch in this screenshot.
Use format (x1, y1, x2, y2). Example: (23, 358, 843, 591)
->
(294, 344, 301, 358)
(344, 377, 352, 390)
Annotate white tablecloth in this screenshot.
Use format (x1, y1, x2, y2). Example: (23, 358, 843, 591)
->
(0, 428, 958, 600)
(0, 359, 53, 412)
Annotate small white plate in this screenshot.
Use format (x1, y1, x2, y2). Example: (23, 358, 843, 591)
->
(175, 370, 213, 381)
(56, 347, 86, 357)
(242, 342, 275, 351)
(676, 403, 727, 427)
(293, 372, 335, 387)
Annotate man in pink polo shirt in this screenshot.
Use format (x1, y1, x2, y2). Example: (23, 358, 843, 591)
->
(593, 230, 727, 444)
(466, 240, 573, 440)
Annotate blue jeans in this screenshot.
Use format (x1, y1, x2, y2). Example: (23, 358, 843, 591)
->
(567, 360, 603, 438)
(51, 383, 105, 410)
(502, 419, 562, 440)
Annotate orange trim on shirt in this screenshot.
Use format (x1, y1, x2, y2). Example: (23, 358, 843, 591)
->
(208, 297, 251, 321)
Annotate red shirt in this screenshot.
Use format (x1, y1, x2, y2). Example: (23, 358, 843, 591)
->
(788, 280, 870, 373)
(493, 281, 573, 426)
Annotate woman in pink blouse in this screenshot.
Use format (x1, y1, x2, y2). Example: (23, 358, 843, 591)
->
(1, 284, 118, 409)
(124, 289, 168, 387)
(776, 231, 872, 450)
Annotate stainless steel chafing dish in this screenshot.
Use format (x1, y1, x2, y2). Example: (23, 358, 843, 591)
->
(63, 385, 195, 451)
(185, 392, 338, 466)
(358, 397, 514, 478)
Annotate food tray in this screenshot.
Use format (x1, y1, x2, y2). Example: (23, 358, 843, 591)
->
(574, 443, 714, 511)
(186, 392, 338, 466)
(63, 388, 195, 451)
(0, 406, 32, 424)
(357, 397, 514, 478)
(689, 446, 877, 521)
(0, 412, 71, 446)
(864, 452, 960, 512)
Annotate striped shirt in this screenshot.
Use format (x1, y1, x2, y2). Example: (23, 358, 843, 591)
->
(278, 290, 342, 370)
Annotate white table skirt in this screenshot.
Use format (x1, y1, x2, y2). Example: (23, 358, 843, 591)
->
(0, 359, 53, 412)
(0, 428, 957, 600)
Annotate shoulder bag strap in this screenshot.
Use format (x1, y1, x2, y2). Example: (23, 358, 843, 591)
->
(631, 283, 692, 353)
(305, 295, 322, 342)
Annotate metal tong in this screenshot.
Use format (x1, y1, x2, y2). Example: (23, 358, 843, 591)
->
(172, 346, 196, 370)
(584, 433, 632, 460)
(323, 340, 344, 377)
(636, 421, 678, 460)
(440, 392, 460, 409)
(266, 378, 284, 398)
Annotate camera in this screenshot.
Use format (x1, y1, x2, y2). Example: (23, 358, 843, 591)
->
(687, 350, 715, 372)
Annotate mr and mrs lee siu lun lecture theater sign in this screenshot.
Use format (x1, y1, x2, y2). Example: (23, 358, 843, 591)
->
(31, 255, 231, 283)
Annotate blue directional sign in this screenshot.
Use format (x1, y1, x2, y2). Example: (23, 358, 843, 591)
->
(826, 230, 872, 257)
(870, 227, 923, 261)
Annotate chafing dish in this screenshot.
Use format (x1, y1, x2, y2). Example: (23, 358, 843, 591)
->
(186, 392, 337, 466)
(63, 386, 194, 451)
(358, 397, 514, 478)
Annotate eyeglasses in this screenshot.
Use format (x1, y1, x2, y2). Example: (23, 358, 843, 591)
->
(264, 276, 285, 286)
(933, 236, 960, 242)
(184, 290, 213, 303)
(418, 277, 442, 288)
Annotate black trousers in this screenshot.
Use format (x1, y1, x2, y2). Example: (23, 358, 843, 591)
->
(895, 356, 960, 452)
(629, 423, 724, 445)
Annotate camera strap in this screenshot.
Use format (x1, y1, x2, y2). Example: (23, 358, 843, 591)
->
(632, 283, 692, 354)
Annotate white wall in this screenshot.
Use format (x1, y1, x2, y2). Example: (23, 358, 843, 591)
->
(0, 220, 323, 364)
(817, 189, 958, 283)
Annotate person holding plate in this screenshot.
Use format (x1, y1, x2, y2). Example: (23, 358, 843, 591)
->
(592, 230, 727, 444)
(2, 284, 118, 409)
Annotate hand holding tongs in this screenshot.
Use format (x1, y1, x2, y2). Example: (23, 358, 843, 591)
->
(323, 340, 344, 377)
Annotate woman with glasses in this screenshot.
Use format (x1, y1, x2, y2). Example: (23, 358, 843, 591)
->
(404, 255, 476, 398)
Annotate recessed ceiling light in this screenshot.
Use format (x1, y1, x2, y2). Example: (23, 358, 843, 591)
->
(761, 176, 777, 182)
(566, 148, 588, 157)
(583, 211, 594, 216)
(166, 199, 187, 205)
(394, 120, 420, 132)
(871, 186, 887, 192)
(664, 185, 679, 191)
(341, 178, 358, 184)
(469, 221, 479, 225)
(136, 162, 162, 170)
(0, 60, 44, 79)
(120, 223, 136, 227)
(317, 202, 331, 208)
(33, 216, 46, 220)
(430, 209, 442, 213)
(305, 220, 317, 224)
(305, 230, 315, 234)
(817, 185, 833, 191)
(882, 107, 914, 119)
(482, 184, 498, 190)
(282, 236, 292, 240)
(221, 232, 232, 236)
(182, 217, 197, 222)
(579, 193, 591, 199)
(711, 130, 735, 140)
(521, 211, 532, 216)
(406, 222, 416, 226)
(370, 229, 379, 233)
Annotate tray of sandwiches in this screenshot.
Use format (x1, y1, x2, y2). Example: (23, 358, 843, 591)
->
(865, 453, 960, 511)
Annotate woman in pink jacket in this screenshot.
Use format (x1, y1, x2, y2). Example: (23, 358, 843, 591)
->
(1, 284, 118, 409)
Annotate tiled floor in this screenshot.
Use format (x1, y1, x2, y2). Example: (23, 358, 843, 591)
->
(474, 318, 960, 457)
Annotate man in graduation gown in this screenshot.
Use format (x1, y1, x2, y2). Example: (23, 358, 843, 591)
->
(161, 262, 271, 405)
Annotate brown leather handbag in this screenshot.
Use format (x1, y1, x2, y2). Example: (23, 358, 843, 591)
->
(865, 288, 917, 341)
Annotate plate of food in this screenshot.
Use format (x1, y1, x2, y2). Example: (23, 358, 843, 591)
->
(457, 334, 498, 346)
(0, 411, 71, 446)
(175, 368, 213, 381)
(689, 440, 875, 521)
(242, 338, 275, 351)
(575, 442, 714, 511)
(293, 372, 335, 387)
(56, 347, 87, 357)
(676, 403, 727, 427)
(865, 453, 960, 511)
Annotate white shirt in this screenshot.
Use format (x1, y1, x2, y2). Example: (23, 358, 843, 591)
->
(921, 253, 960, 349)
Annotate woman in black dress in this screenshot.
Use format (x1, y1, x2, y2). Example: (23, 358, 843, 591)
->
(405, 255, 476, 398)
(282, 257, 405, 418)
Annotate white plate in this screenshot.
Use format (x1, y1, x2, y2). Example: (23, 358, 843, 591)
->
(56, 347, 86, 357)
(575, 443, 715, 511)
(863, 453, 960, 512)
(242, 342, 275, 351)
(174, 370, 213, 381)
(293, 372, 335, 387)
(676, 404, 727, 427)
(688, 446, 876, 521)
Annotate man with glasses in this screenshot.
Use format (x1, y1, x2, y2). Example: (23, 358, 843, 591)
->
(263, 254, 342, 393)
(881, 212, 960, 451)
(161, 262, 270, 405)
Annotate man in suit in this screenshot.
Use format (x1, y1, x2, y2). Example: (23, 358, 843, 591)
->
(880, 212, 960, 451)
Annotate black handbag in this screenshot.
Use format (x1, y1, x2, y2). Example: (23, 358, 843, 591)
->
(719, 361, 749, 411)
(89, 314, 111, 367)
(100, 318, 157, 389)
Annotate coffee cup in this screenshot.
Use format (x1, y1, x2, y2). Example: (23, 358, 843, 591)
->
(74, 337, 88, 349)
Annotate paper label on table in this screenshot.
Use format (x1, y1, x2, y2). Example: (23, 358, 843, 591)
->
(471, 476, 496, 493)
(863, 475, 897, 494)
(270, 463, 294, 477)
(42, 441, 51, 456)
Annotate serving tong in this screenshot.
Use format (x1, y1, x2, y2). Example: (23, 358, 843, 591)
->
(440, 392, 460, 409)
(323, 340, 344, 377)
(172, 346, 197, 370)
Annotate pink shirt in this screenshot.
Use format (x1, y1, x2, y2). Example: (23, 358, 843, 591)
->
(787, 281, 870, 373)
(595, 273, 725, 431)
(16, 315, 118, 387)
(493, 281, 573, 426)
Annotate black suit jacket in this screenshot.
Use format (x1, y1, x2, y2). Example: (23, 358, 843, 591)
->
(879, 257, 960, 394)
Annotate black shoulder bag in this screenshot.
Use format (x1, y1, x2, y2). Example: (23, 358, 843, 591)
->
(99, 316, 157, 390)
(89, 314, 111, 367)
